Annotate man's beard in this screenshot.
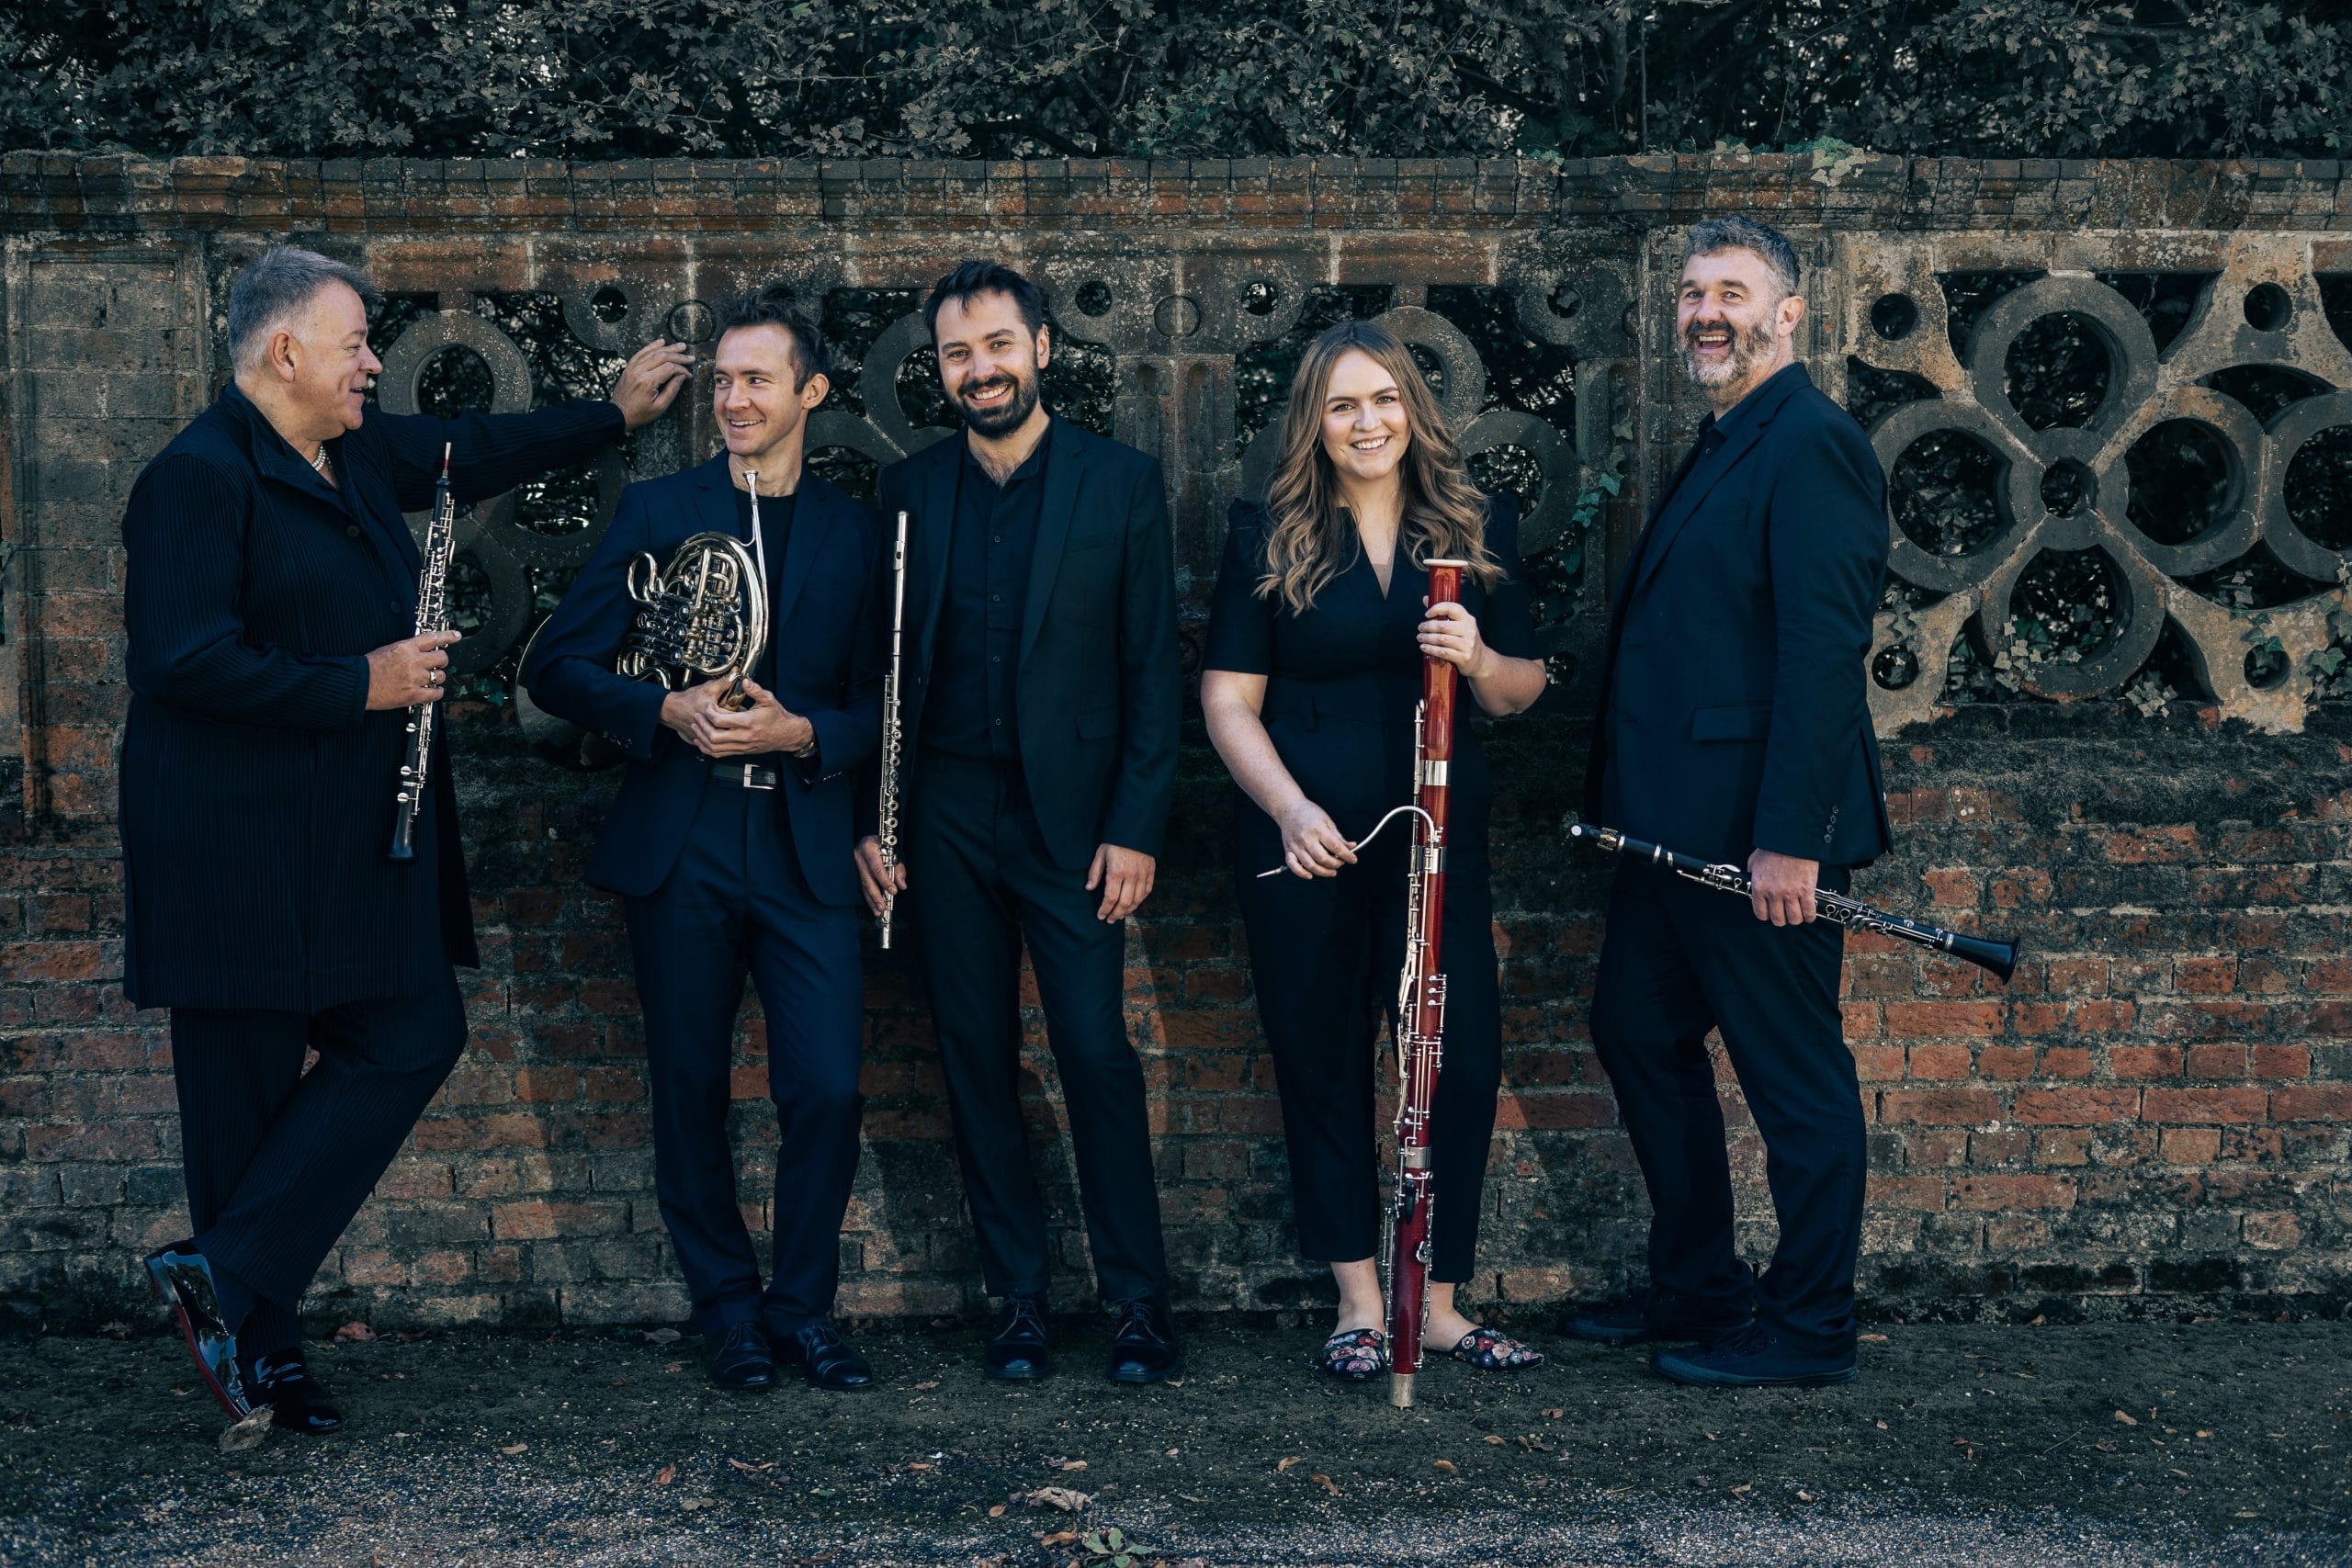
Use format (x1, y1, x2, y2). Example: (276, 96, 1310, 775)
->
(1680, 313, 1778, 391)
(953, 368, 1041, 436)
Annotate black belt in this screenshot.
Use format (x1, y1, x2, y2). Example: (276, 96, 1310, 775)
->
(708, 761, 780, 791)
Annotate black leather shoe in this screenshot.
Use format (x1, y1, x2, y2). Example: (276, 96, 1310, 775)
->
(708, 1321, 777, 1392)
(240, 1348, 343, 1434)
(1558, 1290, 1752, 1347)
(144, 1241, 249, 1418)
(984, 1296, 1051, 1382)
(1651, 1322, 1857, 1388)
(777, 1318, 874, 1391)
(1106, 1296, 1180, 1385)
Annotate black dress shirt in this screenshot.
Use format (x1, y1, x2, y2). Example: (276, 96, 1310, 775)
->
(925, 427, 1049, 762)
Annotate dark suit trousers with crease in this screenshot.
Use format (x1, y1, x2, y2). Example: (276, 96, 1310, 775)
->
(1589, 859, 1865, 1353)
(170, 968, 469, 1352)
(904, 750, 1169, 1305)
(624, 784, 865, 1337)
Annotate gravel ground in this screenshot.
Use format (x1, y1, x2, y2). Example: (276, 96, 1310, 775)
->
(0, 1319, 2344, 1566)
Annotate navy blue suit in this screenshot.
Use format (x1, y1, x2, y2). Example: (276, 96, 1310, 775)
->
(523, 456, 885, 1336)
(119, 378, 627, 1353)
(1582, 363, 1892, 1354)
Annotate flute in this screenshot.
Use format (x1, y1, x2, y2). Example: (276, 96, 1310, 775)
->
(1385, 558, 1467, 1409)
(876, 510, 910, 948)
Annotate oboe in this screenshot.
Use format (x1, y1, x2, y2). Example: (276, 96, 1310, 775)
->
(876, 510, 910, 948)
(1566, 821, 2020, 980)
(1385, 558, 1467, 1409)
(389, 444, 457, 863)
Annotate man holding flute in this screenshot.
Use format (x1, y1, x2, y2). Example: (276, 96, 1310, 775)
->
(1571, 215, 1894, 1389)
(124, 246, 689, 1429)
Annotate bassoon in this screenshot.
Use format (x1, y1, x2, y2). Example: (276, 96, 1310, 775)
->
(389, 445, 457, 862)
(1385, 558, 1468, 1409)
(1566, 821, 2019, 980)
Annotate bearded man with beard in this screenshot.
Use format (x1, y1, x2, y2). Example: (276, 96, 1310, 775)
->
(1566, 215, 1894, 1388)
(855, 262, 1182, 1383)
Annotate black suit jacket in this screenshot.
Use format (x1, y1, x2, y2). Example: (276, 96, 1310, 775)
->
(1582, 364, 1894, 868)
(521, 457, 886, 905)
(119, 380, 626, 1011)
(868, 417, 1179, 870)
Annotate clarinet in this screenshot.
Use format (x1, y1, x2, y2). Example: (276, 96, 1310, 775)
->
(875, 510, 910, 948)
(389, 444, 457, 863)
(1385, 558, 1467, 1409)
(1566, 821, 2020, 980)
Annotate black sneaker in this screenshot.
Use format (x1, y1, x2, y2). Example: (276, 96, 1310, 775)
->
(144, 1242, 250, 1419)
(984, 1296, 1050, 1382)
(241, 1348, 344, 1434)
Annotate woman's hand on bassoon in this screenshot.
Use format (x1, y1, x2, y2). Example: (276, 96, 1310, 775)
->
(1416, 599, 1492, 677)
(1276, 800, 1357, 879)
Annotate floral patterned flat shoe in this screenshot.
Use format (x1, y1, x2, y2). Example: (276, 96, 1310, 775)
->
(1317, 1326, 1389, 1382)
(1444, 1326, 1545, 1371)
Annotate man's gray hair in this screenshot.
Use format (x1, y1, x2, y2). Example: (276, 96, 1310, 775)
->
(1683, 215, 1801, 299)
(227, 246, 376, 370)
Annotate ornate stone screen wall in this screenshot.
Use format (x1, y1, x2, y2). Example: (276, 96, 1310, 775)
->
(2, 154, 2348, 1327)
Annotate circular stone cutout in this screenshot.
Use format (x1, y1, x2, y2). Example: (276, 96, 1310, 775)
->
(2040, 458, 2095, 519)
(2243, 282, 2291, 333)
(1871, 293, 1919, 342)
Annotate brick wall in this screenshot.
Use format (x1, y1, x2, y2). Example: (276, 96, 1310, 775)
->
(2, 153, 2347, 1327)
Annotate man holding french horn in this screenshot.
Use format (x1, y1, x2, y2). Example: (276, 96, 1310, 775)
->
(524, 290, 888, 1393)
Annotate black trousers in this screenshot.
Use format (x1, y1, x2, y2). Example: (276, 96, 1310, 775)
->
(624, 783, 865, 1337)
(170, 968, 469, 1348)
(1589, 860, 1864, 1351)
(904, 751, 1168, 1305)
(1235, 829, 1502, 1283)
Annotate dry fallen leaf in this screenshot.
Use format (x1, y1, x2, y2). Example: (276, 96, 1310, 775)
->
(334, 1321, 377, 1343)
(662, 1361, 684, 1374)
(1025, 1486, 1091, 1512)
(1046, 1458, 1088, 1472)
(1431, 1459, 1458, 1474)
(1730, 1483, 1751, 1496)
(909, 1462, 935, 1472)
(1797, 1490, 1816, 1503)
(500, 1443, 528, 1455)
(1483, 1435, 1506, 1446)
(218, 1404, 275, 1453)
(2196, 1429, 2214, 1438)
(1310, 1473, 1341, 1496)
(640, 1327, 683, 1346)
(988, 1504, 1007, 1518)
(680, 1497, 712, 1512)
(1038, 1529, 1080, 1546)
(2112, 1410, 2139, 1427)
(1274, 1456, 1303, 1472)
(1858, 1333, 1889, 1344)
(2095, 1438, 2119, 1454)
(912, 1380, 941, 1391)
(1874, 1419, 1890, 1431)
(656, 1465, 677, 1486)
(728, 1459, 775, 1473)
(1542, 1408, 1565, 1420)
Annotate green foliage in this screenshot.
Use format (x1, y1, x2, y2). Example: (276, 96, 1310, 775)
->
(3, 2, 2344, 161)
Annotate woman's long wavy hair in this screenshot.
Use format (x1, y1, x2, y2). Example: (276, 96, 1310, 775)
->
(1257, 320, 1503, 615)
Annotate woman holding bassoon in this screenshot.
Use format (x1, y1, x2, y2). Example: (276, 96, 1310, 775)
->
(1202, 320, 1549, 1382)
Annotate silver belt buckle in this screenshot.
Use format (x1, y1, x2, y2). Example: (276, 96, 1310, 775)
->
(741, 763, 775, 791)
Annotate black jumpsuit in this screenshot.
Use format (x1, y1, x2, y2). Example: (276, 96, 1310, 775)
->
(1204, 494, 1535, 1282)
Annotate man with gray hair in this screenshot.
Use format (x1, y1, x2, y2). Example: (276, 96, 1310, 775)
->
(1568, 214, 1894, 1386)
(125, 246, 690, 1429)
